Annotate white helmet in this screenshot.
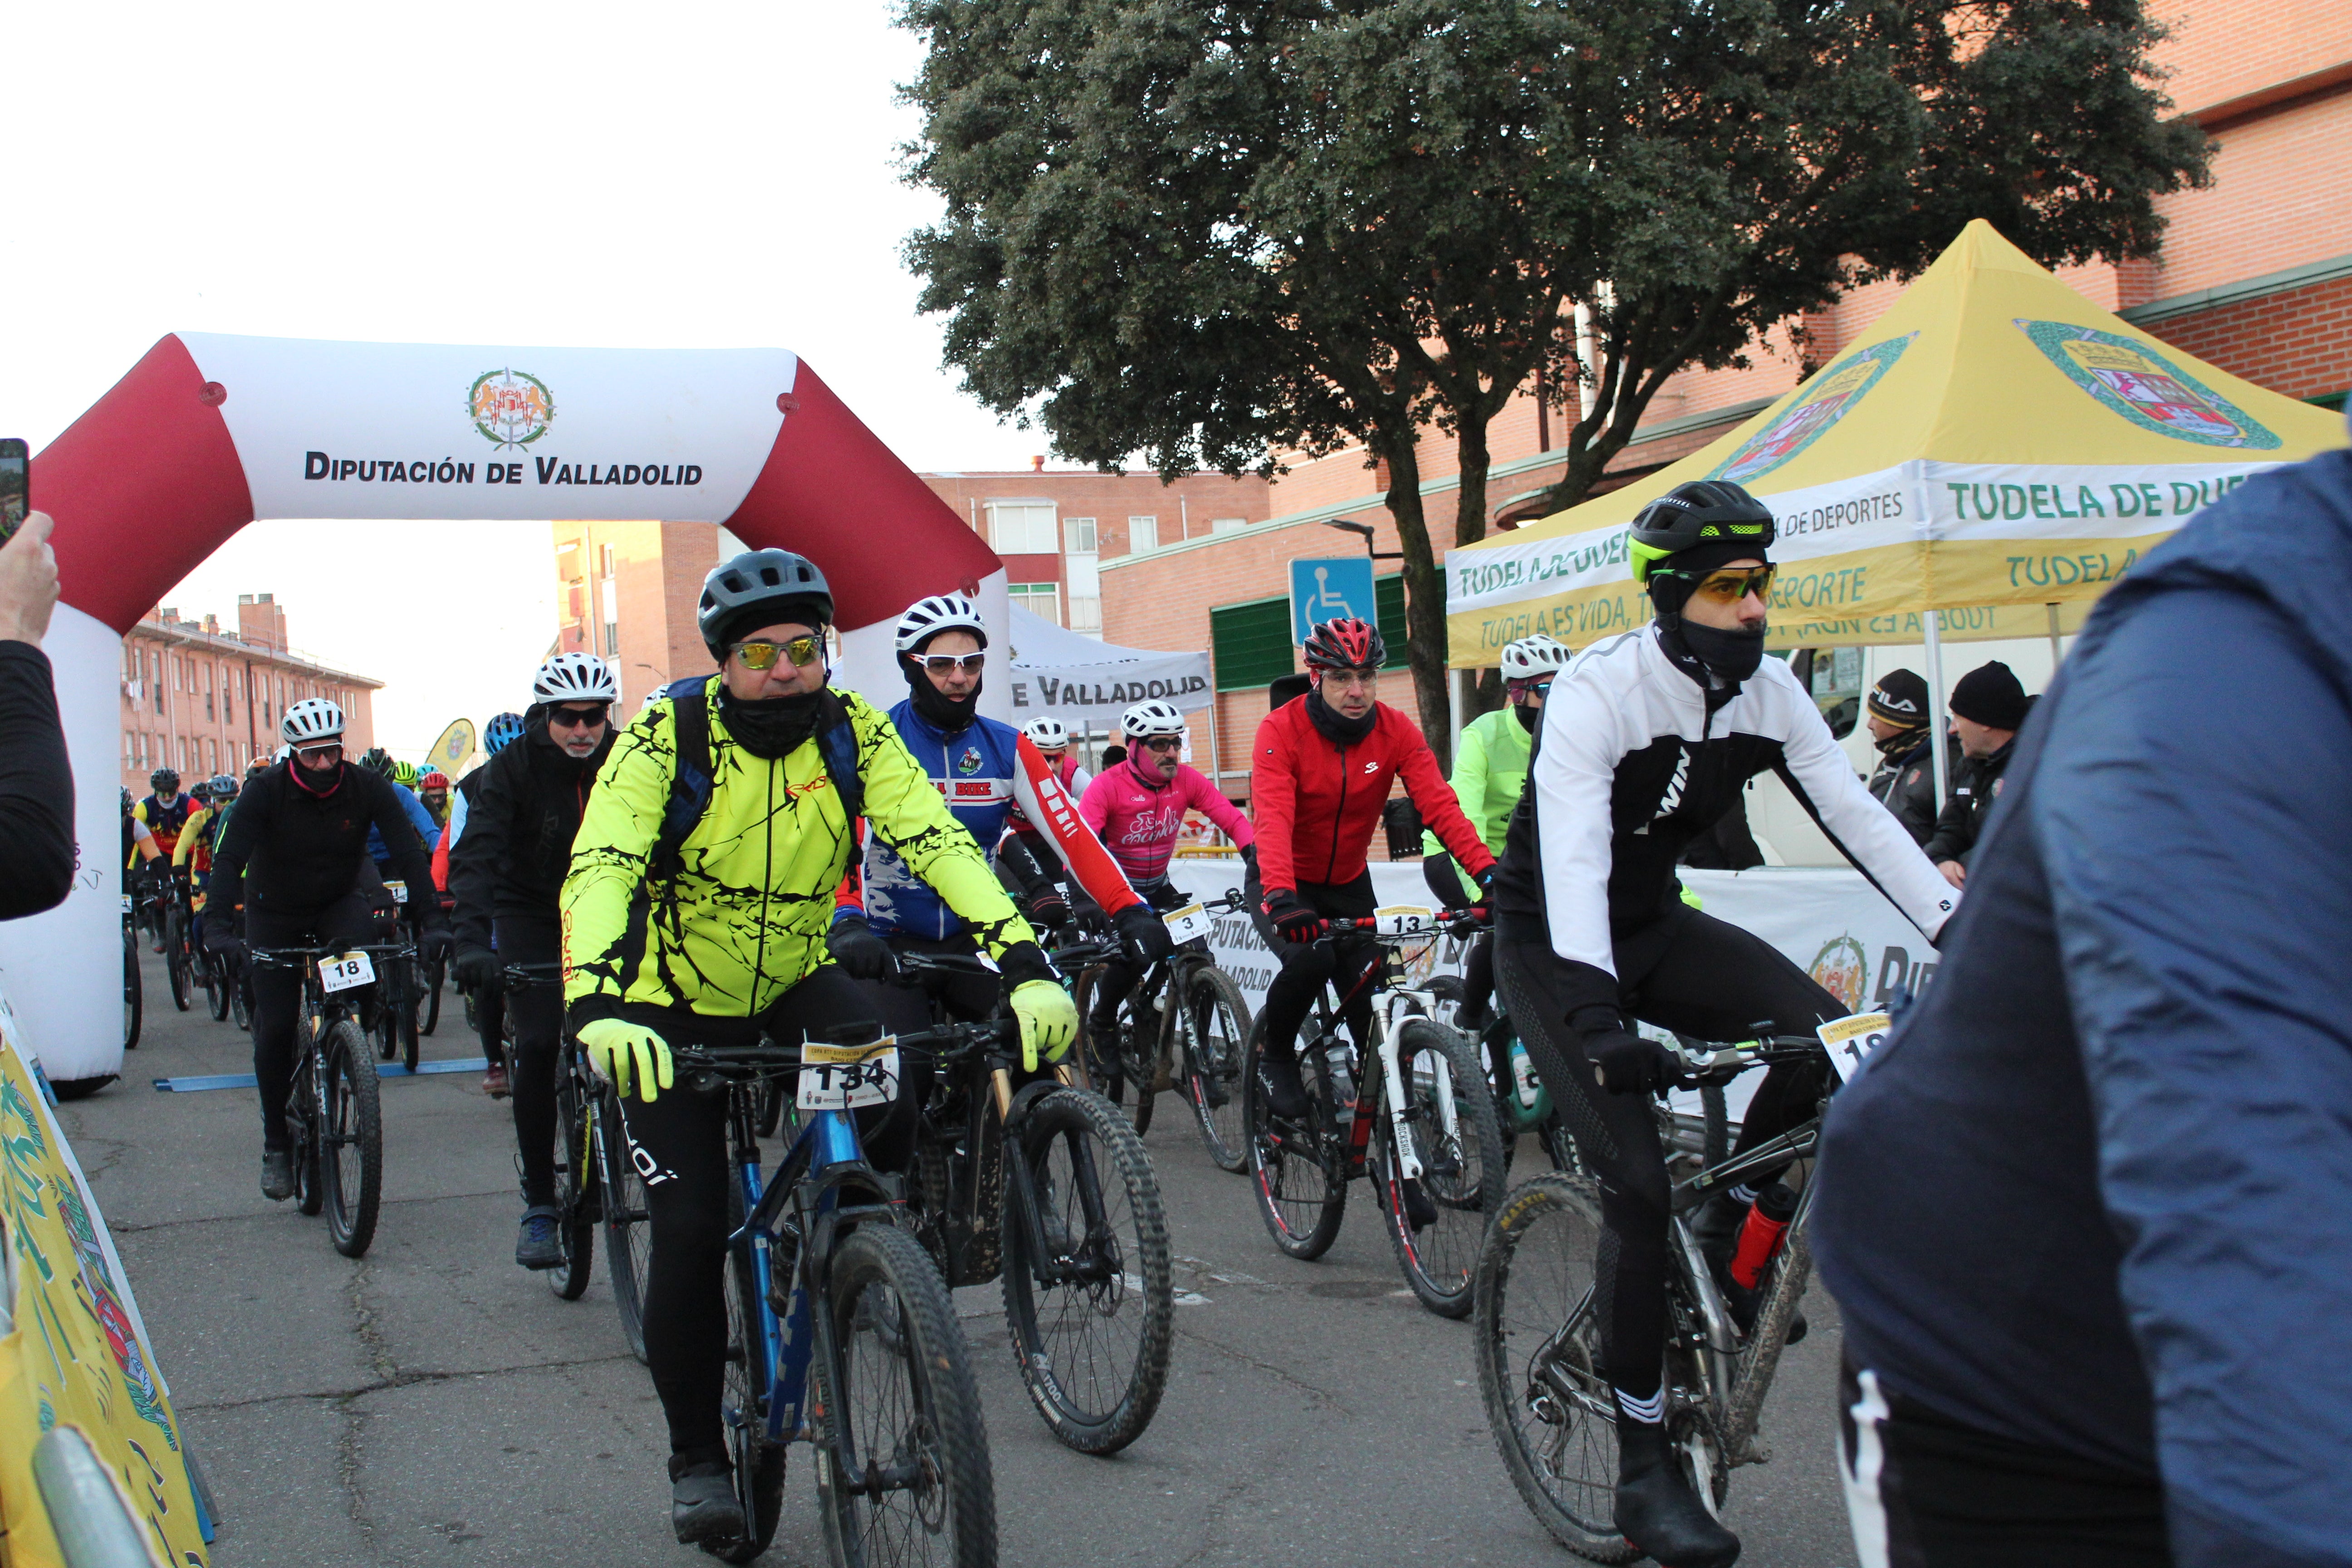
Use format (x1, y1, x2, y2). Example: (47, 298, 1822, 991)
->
(1122, 699, 1186, 739)
(1500, 635, 1572, 681)
(1022, 717, 1070, 748)
(534, 652, 619, 704)
(280, 697, 346, 744)
(274, 744, 292, 763)
(894, 593, 987, 656)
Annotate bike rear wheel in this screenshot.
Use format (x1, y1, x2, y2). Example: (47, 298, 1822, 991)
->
(1379, 1021, 1507, 1319)
(1472, 1172, 1633, 1561)
(1241, 1018, 1346, 1260)
(1002, 1087, 1172, 1454)
(707, 1176, 786, 1565)
(122, 924, 142, 1050)
(415, 953, 443, 1037)
(1180, 964, 1250, 1173)
(204, 946, 231, 1020)
(815, 1224, 996, 1568)
(322, 1021, 384, 1257)
(548, 1066, 597, 1302)
(598, 1088, 653, 1364)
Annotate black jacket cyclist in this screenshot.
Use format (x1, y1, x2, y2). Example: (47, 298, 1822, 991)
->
(449, 656, 618, 1273)
(448, 710, 527, 1094)
(1489, 479, 1954, 1568)
(206, 699, 449, 1202)
(1862, 668, 1940, 845)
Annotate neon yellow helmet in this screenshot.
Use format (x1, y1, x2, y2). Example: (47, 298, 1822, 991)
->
(1627, 480, 1777, 583)
(392, 760, 419, 788)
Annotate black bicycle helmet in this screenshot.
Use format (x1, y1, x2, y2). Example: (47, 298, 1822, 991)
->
(699, 549, 834, 658)
(1627, 480, 1776, 583)
(358, 747, 395, 776)
(149, 767, 180, 792)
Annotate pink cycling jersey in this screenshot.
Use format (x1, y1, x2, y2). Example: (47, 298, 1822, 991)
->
(1079, 757, 1254, 887)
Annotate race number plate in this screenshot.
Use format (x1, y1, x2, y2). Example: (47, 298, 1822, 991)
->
(1372, 904, 1436, 937)
(319, 951, 377, 994)
(121, 895, 134, 914)
(383, 879, 409, 904)
(797, 1038, 902, 1111)
(1161, 902, 1213, 944)
(1817, 1011, 1892, 1083)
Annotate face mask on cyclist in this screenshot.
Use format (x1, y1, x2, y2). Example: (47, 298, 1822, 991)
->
(902, 638, 985, 730)
(718, 686, 827, 760)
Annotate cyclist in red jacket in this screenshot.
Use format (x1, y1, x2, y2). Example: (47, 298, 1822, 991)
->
(1248, 617, 1494, 1123)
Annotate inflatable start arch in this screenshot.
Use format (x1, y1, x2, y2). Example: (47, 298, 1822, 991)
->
(8, 333, 1006, 1085)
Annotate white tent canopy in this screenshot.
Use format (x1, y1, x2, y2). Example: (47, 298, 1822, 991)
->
(1004, 606, 1212, 729)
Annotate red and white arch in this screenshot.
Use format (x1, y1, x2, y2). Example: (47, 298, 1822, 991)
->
(7, 333, 1005, 1083)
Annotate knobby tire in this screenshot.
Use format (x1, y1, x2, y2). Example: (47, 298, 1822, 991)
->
(323, 1020, 383, 1258)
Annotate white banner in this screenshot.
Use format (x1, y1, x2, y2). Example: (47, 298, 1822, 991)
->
(1004, 606, 1213, 727)
(181, 333, 798, 522)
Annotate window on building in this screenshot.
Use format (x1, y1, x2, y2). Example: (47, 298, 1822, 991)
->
(987, 502, 1058, 555)
(220, 665, 231, 721)
(1064, 517, 1097, 554)
(207, 738, 218, 773)
(1008, 583, 1062, 625)
(1210, 595, 1295, 691)
(1128, 515, 1159, 552)
(124, 731, 134, 768)
(1211, 517, 1247, 535)
(1068, 595, 1102, 634)
(1376, 573, 1412, 662)
(601, 543, 617, 578)
(177, 737, 188, 772)
(605, 621, 620, 655)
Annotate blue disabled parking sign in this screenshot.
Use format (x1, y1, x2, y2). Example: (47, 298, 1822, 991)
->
(1289, 557, 1375, 645)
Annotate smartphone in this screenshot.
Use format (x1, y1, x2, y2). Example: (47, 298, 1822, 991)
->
(0, 439, 27, 541)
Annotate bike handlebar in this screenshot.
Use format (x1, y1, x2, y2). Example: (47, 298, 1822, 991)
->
(671, 1017, 1015, 1081)
(1666, 1034, 1823, 1085)
(248, 941, 415, 967)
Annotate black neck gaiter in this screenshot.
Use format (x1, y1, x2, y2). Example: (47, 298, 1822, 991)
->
(1874, 724, 1927, 762)
(907, 673, 982, 732)
(290, 760, 344, 799)
(1306, 687, 1376, 746)
(1513, 700, 1539, 733)
(720, 687, 827, 760)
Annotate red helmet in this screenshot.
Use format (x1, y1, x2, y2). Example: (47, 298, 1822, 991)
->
(418, 770, 450, 789)
(1302, 617, 1385, 671)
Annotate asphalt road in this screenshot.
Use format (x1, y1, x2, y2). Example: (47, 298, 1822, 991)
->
(69, 947, 1859, 1568)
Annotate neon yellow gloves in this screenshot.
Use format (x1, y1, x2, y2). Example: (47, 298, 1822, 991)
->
(578, 1018, 674, 1103)
(1009, 979, 1078, 1072)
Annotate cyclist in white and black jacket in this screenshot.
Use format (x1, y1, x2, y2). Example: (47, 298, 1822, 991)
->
(1489, 480, 1955, 1568)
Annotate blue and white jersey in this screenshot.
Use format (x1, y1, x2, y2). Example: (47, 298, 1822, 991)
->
(861, 702, 1022, 941)
(368, 782, 441, 869)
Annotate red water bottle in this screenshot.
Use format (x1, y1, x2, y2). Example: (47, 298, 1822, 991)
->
(1729, 1182, 1799, 1289)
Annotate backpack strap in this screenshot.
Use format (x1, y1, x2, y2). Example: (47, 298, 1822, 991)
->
(647, 678, 866, 880)
(649, 676, 716, 883)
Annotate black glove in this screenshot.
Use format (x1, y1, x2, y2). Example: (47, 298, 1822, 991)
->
(1262, 889, 1325, 945)
(1240, 843, 1259, 872)
(203, 923, 244, 962)
(1586, 1028, 1686, 1096)
(995, 939, 1058, 991)
(417, 926, 454, 964)
(1469, 862, 1496, 921)
(825, 916, 898, 982)
(1026, 886, 1071, 928)
(1113, 902, 1177, 965)
(453, 945, 500, 991)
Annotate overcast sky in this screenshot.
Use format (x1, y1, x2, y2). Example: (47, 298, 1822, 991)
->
(8, 1, 1049, 757)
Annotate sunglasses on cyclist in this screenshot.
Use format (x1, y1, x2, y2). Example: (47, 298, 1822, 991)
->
(731, 635, 826, 671)
(1137, 735, 1183, 752)
(914, 652, 986, 677)
(547, 703, 610, 730)
(292, 741, 343, 761)
(1685, 566, 1777, 604)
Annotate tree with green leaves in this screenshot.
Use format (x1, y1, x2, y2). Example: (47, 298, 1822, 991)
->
(900, 0, 2207, 764)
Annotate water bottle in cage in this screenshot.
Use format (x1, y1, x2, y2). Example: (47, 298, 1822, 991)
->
(1324, 1041, 1356, 1125)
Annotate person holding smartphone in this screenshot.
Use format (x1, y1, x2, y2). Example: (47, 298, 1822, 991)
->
(0, 507, 73, 920)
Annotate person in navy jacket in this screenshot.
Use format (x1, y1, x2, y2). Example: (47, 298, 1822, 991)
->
(1816, 431, 2352, 1568)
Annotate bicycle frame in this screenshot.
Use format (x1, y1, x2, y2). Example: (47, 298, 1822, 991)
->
(1294, 920, 1477, 1186)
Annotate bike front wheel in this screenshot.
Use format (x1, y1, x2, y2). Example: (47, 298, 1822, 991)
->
(164, 909, 192, 1011)
(1241, 1018, 1346, 1260)
(322, 1021, 384, 1257)
(1003, 1087, 1172, 1454)
(598, 1088, 653, 1364)
(204, 947, 231, 1021)
(1379, 1021, 1508, 1319)
(1180, 964, 1251, 1173)
(707, 1176, 785, 1565)
(815, 1223, 997, 1568)
(416, 953, 443, 1037)
(122, 924, 142, 1050)
(1472, 1172, 1633, 1562)
(547, 1067, 597, 1302)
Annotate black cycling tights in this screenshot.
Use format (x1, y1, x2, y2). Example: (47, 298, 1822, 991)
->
(247, 898, 379, 1151)
(1085, 880, 1191, 1025)
(496, 916, 564, 1207)
(1495, 906, 1840, 1403)
(610, 966, 894, 1469)
(1245, 867, 1382, 1064)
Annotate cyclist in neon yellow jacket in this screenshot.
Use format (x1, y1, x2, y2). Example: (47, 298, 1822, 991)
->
(560, 548, 1076, 1548)
(1423, 636, 1569, 1027)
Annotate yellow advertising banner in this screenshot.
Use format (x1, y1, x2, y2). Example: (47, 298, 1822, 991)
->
(1446, 221, 2348, 664)
(426, 717, 476, 779)
(0, 1016, 207, 1568)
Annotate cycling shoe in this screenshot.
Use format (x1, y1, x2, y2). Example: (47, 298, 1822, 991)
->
(670, 1463, 745, 1545)
(515, 1205, 564, 1270)
(260, 1149, 295, 1202)
(1615, 1418, 1740, 1567)
(1259, 1051, 1311, 1121)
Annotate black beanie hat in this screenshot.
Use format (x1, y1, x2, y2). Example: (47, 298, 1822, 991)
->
(1867, 669, 1930, 727)
(1950, 661, 2029, 731)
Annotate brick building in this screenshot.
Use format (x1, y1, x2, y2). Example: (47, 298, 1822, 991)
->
(544, 464, 1273, 706)
(121, 593, 380, 795)
(1102, 0, 2352, 793)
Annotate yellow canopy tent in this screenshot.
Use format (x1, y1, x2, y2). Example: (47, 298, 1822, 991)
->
(1446, 220, 2348, 666)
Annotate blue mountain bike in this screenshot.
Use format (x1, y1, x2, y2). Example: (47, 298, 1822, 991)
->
(676, 1021, 1000, 1568)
